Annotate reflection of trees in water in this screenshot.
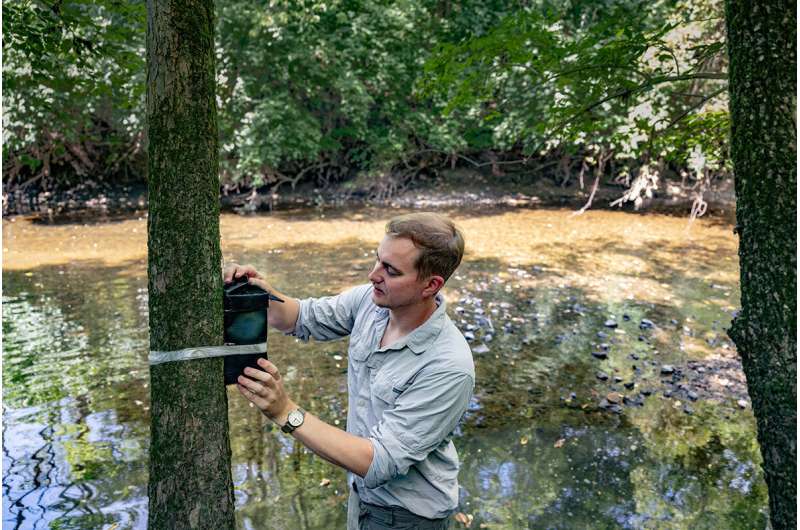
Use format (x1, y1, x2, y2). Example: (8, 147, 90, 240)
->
(3, 268, 149, 528)
(457, 401, 766, 529)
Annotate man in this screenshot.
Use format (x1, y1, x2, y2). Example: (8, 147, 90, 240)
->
(226, 212, 474, 529)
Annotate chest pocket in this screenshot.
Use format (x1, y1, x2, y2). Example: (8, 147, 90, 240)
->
(371, 368, 420, 409)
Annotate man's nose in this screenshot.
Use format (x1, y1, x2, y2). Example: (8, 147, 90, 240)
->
(368, 263, 382, 283)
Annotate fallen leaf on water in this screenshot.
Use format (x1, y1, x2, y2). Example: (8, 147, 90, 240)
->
(454, 512, 473, 527)
(554, 438, 565, 448)
(520, 436, 529, 445)
(319, 478, 331, 487)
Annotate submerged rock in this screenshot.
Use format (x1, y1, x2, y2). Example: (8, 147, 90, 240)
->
(604, 319, 618, 328)
(472, 343, 490, 354)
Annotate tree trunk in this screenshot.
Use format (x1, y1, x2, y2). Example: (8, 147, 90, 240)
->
(146, 0, 235, 528)
(725, 1, 796, 529)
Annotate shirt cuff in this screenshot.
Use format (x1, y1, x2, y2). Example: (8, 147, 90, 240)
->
(363, 437, 394, 489)
(285, 298, 311, 341)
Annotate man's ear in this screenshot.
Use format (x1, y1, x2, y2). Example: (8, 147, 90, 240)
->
(422, 275, 445, 298)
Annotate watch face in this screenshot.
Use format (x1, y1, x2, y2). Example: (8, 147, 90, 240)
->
(288, 410, 303, 427)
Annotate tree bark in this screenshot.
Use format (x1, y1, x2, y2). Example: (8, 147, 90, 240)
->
(146, 0, 235, 527)
(725, 1, 796, 529)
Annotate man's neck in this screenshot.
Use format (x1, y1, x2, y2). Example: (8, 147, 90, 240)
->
(387, 296, 438, 335)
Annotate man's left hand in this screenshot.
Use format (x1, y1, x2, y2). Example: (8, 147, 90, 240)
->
(237, 358, 294, 425)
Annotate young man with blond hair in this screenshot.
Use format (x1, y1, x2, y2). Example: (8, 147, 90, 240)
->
(227, 212, 473, 529)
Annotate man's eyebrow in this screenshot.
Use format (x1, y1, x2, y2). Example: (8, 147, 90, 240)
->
(375, 250, 403, 273)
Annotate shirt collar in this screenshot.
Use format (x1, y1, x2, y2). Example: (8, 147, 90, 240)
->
(375, 293, 447, 355)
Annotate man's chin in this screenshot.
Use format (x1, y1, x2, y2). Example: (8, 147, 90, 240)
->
(372, 293, 389, 307)
(371, 288, 390, 307)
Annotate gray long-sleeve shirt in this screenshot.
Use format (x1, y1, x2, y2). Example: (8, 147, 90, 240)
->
(290, 283, 475, 519)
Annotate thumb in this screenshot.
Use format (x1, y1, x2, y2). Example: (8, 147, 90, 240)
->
(249, 276, 273, 292)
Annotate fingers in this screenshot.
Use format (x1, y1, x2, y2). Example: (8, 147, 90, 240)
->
(248, 277, 275, 294)
(223, 263, 239, 283)
(242, 365, 278, 387)
(238, 373, 268, 392)
(257, 358, 281, 381)
(236, 382, 269, 409)
(223, 263, 262, 283)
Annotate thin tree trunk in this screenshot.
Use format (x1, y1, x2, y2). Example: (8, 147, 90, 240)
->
(725, 1, 796, 529)
(146, 0, 235, 527)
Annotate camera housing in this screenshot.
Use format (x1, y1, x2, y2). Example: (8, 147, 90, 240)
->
(222, 276, 283, 385)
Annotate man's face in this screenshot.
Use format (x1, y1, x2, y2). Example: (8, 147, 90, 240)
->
(367, 235, 431, 309)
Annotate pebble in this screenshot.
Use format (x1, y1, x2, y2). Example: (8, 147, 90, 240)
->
(604, 319, 618, 328)
(639, 319, 655, 330)
(606, 392, 622, 404)
(622, 314, 631, 321)
(737, 399, 748, 409)
(591, 351, 608, 360)
(484, 333, 493, 342)
(596, 371, 609, 381)
(629, 353, 640, 360)
(596, 331, 608, 339)
(687, 391, 699, 401)
(472, 344, 490, 354)
(683, 405, 694, 415)
(613, 376, 623, 383)
(624, 381, 635, 390)
(598, 343, 610, 351)
(463, 331, 475, 341)
(660, 365, 675, 375)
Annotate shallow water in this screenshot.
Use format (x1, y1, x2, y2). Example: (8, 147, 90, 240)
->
(2, 206, 766, 529)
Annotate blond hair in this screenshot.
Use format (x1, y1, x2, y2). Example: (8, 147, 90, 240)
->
(385, 212, 465, 281)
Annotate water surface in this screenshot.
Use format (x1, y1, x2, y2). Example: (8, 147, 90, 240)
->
(3, 207, 766, 529)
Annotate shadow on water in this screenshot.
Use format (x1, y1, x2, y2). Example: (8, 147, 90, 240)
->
(2, 210, 765, 529)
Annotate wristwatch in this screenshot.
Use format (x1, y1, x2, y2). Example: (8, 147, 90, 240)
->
(281, 408, 306, 434)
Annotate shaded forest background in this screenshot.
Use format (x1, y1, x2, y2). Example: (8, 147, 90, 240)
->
(3, 0, 729, 211)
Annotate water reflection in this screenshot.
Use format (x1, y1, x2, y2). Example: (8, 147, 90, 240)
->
(3, 207, 766, 529)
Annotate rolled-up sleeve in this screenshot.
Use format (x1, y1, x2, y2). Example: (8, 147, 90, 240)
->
(364, 370, 474, 489)
(289, 284, 371, 342)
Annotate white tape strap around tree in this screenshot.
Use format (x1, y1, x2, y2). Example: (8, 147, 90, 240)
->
(148, 343, 267, 366)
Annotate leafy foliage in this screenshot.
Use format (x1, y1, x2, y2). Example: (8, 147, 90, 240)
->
(3, 0, 730, 204)
(422, 0, 730, 206)
(3, 0, 146, 189)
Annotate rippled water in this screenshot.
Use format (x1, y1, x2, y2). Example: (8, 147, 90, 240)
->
(3, 206, 767, 529)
